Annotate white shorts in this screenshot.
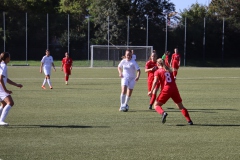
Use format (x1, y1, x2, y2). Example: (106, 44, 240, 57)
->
(43, 66, 51, 76)
(0, 86, 9, 101)
(121, 77, 136, 89)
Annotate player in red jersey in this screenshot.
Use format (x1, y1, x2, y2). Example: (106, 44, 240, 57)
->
(61, 52, 73, 85)
(170, 48, 180, 79)
(148, 58, 193, 125)
(145, 51, 159, 110)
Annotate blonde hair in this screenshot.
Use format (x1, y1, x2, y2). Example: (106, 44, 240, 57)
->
(156, 58, 172, 72)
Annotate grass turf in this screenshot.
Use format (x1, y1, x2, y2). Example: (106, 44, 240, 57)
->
(0, 66, 239, 160)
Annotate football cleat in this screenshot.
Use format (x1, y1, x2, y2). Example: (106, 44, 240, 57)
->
(162, 112, 168, 124)
(188, 121, 193, 125)
(0, 121, 9, 126)
(41, 85, 46, 89)
(148, 105, 152, 110)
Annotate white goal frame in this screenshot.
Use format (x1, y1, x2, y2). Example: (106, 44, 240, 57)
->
(90, 45, 153, 67)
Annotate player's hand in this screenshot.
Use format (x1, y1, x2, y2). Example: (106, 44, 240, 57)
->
(16, 84, 23, 88)
(135, 77, 139, 81)
(5, 90, 12, 94)
(148, 91, 152, 97)
(119, 73, 123, 78)
(54, 68, 56, 71)
(40, 69, 42, 73)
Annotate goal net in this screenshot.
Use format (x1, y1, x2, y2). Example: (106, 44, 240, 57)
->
(90, 45, 153, 67)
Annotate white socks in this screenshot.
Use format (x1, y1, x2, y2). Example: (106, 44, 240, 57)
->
(124, 96, 130, 106)
(47, 79, 52, 87)
(0, 105, 11, 122)
(0, 106, 3, 116)
(120, 94, 126, 107)
(42, 79, 46, 86)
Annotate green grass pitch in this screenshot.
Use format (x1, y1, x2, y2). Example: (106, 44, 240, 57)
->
(0, 65, 239, 160)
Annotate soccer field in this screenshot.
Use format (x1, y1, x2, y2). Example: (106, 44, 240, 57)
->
(0, 66, 239, 160)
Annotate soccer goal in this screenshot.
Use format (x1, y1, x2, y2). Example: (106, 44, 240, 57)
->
(90, 45, 153, 67)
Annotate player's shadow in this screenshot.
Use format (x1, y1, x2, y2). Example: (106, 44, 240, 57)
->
(8, 125, 110, 129)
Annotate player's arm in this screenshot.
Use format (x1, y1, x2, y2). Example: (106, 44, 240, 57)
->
(52, 62, 56, 71)
(135, 69, 141, 81)
(7, 78, 22, 88)
(118, 67, 123, 78)
(179, 57, 181, 66)
(40, 62, 43, 73)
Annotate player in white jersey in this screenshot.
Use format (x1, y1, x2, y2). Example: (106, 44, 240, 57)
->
(40, 49, 56, 89)
(131, 50, 136, 61)
(0, 52, 23, 126)
(118, 49, 141, 112)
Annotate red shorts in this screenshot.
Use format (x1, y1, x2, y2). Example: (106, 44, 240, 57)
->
(148, 80, 160, 92)
(64, 67, 71, 75)
(157, 86, 182, 104)
(172, 61, 179, 69)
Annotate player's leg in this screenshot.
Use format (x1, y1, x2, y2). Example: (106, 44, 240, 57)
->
(172, 91, 193, 125)
(119, 78, 128, 111)
(154, 90, 170, 124)
(0, 95, 14, 126)
(123, 78, 136, 110)
(149, 82, 159, 110)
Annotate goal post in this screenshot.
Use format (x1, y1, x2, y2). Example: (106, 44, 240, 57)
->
(90, 45, 153, 67)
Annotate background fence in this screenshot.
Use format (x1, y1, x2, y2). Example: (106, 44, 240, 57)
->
(0, 12, 239, 67)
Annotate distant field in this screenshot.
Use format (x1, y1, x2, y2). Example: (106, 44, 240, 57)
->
(0, 66, 239, 160)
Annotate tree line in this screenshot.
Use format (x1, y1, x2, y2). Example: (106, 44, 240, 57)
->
(0, 0, 239, 66)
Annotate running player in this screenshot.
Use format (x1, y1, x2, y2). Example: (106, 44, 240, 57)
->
(170, 48, 181, 79)
(61, 52, 73, 85)
(118, 49, 141, 112)
(148, 58, 193, 125)
(0, 52, 23, 126)
(145, 51, 159, 109)
(40, 49, 56, 89)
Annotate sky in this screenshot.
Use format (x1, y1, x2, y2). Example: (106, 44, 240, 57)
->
(170, 0, 211, 12)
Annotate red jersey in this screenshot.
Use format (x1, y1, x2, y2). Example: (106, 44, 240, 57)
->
(62, 57, 73, 68)
(154, 68, 182, 104)
(171, 53, 180, 62)
(171, 53, 180, 69)
(165, 55, 170, 67)
(145, 60, 157, 81)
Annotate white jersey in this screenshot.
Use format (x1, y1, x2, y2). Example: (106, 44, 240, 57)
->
(41, 55, 54, 67)
(132, 54, 136, 61)
(0, 62, 9, 101)
(118, 59, 140, 79)
(0, 62, 8, 85)
(41, 55, 54, 75)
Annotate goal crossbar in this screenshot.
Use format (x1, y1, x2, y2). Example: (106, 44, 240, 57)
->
(90, 45, 153, 67)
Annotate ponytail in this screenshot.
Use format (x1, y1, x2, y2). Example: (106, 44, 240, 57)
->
(156, 58, 172, 72)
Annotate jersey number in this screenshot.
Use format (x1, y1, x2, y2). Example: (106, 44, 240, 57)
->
(165, 72, 172, 83)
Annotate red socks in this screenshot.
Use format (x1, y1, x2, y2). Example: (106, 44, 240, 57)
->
(65, 76, 69, 81)
(155, 105, 164, 115)
(150, 94, 156, 105)
(181, 108, 191, 122)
